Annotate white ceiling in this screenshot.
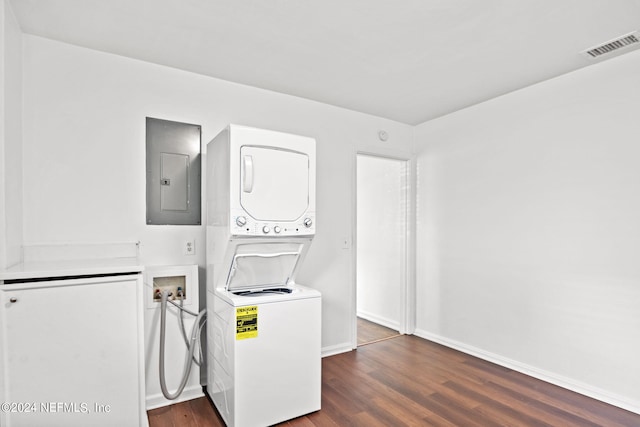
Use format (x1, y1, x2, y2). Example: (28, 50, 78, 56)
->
(9, 0, 640, 125)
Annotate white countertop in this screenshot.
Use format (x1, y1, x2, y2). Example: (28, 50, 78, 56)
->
(0, 257, 143, 282)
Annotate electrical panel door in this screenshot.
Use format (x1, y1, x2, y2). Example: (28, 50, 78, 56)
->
(146, 117, 201, 225)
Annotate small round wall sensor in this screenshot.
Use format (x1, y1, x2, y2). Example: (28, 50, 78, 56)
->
(378, 130, 389, 142)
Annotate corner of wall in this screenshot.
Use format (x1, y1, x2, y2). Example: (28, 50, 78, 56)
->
(0, 0, 8, 270)
(1, 0, 23, 269)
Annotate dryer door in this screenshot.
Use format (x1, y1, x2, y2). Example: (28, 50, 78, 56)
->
(240, 146, 309, 221)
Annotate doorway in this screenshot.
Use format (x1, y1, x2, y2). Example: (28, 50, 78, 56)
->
(355, 154, 408, 346)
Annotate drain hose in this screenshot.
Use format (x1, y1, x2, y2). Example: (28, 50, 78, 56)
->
(159, 289, 206, 400)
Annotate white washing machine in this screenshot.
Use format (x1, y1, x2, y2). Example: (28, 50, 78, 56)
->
(207, 278, 321, 427)
(205, 125, 320, 427)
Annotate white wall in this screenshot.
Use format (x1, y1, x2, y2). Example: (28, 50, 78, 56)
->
(414, 49, 640, 411)
(356, 154, 406, 330)
(21, 35, 414, 356)
(0, 0, 22, 270)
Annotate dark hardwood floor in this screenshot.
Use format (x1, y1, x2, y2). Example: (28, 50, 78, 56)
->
(148, 335, 640, 426)
(357, 317, 400, 346)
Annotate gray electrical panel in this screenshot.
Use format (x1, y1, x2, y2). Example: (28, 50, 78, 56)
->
(146, 117, 201, 225)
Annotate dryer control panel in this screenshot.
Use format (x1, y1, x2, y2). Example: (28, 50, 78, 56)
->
(230, 209, 315, 236)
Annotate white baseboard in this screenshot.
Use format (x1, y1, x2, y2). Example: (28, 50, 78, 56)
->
(414, 328, 640, 415)
(145, 385, 205, 410)
(357, 310, 400, 331)
(322, 342, 353, 358)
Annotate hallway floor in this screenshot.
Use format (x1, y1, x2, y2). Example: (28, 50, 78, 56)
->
(357, 317, 400, 346)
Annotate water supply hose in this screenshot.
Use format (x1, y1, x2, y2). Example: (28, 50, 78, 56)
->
(170, 296, 202, 366)
(158, 289, 206, 400)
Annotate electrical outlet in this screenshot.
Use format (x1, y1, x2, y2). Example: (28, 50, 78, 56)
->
(184, 239, 195, 256)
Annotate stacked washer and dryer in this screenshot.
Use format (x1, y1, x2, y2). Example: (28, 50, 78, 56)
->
(205, 125, 321, 427)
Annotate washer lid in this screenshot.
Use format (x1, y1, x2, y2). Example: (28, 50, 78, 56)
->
(224, 241, 307, 292)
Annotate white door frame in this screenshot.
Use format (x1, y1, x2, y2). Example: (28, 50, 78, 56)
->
(351, 152, 416, 349)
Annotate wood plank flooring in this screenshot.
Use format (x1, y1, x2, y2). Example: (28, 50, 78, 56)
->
(357, 317, 400, 346)
(148, 335, 640, 426)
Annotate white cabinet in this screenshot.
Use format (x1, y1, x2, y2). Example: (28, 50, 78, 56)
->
(0, 274, 147, 427)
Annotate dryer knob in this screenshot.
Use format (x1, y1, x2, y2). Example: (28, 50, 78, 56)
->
(303, 218, 313, 228)
(236, 216, 247, 227)
(262, 226, 270, 234)
(274, 226, 281, 234)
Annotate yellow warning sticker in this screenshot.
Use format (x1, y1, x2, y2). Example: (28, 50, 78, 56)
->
(236, 306, 258, 340)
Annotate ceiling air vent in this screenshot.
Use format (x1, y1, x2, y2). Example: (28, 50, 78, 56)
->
(582, 31, 639, 59)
